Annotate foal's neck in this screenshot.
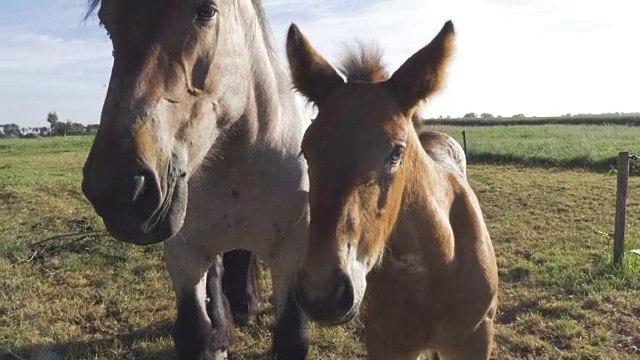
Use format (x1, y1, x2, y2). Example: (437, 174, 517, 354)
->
(390, 135, 457, 268)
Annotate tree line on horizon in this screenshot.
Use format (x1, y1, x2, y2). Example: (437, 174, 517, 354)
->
(2, 110, 640, 139)
(0, 112, 99, 139)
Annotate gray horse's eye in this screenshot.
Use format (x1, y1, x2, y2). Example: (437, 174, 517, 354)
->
(196, 3, 217, 21)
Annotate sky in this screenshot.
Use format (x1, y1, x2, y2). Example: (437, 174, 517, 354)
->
(0, 0, 639, 128)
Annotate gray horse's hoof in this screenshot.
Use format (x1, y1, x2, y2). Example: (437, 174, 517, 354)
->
(212, 350, 229, 360)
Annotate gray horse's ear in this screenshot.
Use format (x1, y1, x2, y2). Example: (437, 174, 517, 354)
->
(286, 23, 344, 104)
(385, 21, 455, 115)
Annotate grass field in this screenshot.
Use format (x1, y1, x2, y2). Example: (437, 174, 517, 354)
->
(1, 135, 640, 359)
(424, 115, 640, 127)
(426, 124, 640, 174)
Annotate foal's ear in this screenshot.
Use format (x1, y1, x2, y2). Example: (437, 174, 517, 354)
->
(385, 21, 455, 115)
(286, 23, 344, 104)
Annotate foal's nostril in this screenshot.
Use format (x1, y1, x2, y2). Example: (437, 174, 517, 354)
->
(293, 270, 355, 323)
(331, 275, 355, 315)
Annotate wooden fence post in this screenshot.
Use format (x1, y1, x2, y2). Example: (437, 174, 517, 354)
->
(614, 151, 630, 266)
(462, 130, 468, 158)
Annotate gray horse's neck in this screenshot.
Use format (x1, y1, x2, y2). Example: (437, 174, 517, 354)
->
(239, 4, 310, 152)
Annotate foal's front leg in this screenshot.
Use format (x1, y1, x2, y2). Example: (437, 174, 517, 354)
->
(436, 317, 495, 360)
(364, 325, 423, 360)
(165, 241, 234, 360)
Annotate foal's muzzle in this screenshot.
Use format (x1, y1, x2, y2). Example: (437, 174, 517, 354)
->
(293, 269, 357, 326)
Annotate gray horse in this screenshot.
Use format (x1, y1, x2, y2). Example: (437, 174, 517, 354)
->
(81, 1, 311, 359)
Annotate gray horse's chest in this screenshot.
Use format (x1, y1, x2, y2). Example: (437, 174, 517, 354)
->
(178, 154, 309, 255)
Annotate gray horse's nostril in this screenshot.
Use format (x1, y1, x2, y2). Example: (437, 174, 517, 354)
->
(334, 283, 345, 300)
(132, 174, 148, 202)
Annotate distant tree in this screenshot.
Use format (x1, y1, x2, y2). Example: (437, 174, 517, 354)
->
(480, 113, 494, 119)
(38, 127, 49, 136)
(2, 123, 21, 137)
(85, 124, 100, 134)
(47, 111, 59, 126)
(512, 113, 525, 118)
(52, 121, 68, 136)
(463, 112, 477, 118)
(65, 120, 86, 136)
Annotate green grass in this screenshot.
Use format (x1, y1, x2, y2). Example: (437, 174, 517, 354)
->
(423, 114, 640, 127)
(2, 136, 640, 359)
(0, 135, 94, 156)
(425, 124, 640, 174)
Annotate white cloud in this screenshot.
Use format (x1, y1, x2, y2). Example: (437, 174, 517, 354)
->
(1, 0, 638, 127)
(0, 1, 111, 126)
(265, 0, 640, 118)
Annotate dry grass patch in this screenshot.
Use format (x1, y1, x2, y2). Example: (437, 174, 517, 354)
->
(1, 138, 640, 359)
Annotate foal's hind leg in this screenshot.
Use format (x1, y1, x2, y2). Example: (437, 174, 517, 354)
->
(166, 241, 234, 360)
(437, 318, 495, 360)
(221, 249, 262, 326)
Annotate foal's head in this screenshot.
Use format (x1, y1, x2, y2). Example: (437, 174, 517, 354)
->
(287, 21, 456, 325)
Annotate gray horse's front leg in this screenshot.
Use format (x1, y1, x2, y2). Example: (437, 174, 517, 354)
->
(166, 242, 234, 360)
(272, 291, 310, 359)
(267, 224, 311, 359)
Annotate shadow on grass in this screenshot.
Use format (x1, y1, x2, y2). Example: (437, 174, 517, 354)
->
(0, 323, 175, 360)
(468, 152, 640, 175)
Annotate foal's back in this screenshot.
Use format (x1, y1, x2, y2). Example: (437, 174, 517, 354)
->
(417, 128, 467, 179)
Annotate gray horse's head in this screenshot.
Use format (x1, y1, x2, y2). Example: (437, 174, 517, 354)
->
(82, 0, 274, 245)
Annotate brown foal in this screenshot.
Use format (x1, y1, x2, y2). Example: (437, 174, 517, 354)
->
(286, 21, 499, 360)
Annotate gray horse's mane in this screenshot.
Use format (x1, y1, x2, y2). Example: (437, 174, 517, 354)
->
(337, 40, 389, 83)
(84, 0, 277, 57)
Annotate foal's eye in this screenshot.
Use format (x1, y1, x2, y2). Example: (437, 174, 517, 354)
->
(389, 145, 405, 165)
(196, 3, 218, 21)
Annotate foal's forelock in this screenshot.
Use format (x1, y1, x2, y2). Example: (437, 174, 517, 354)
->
(337, 41, 389, 83)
